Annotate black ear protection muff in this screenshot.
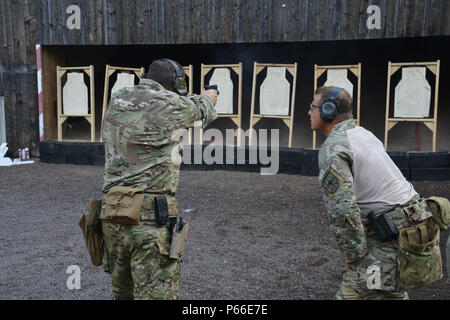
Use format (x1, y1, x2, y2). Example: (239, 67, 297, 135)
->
(163, 58, 188, 96)
(320, 87, 343, 122)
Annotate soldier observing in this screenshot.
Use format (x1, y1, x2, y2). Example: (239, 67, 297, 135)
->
(99, 58, 218, 299)
(309, 86, 445, 299)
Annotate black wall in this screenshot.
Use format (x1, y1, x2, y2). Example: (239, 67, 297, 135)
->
(45, 35, 450, 151)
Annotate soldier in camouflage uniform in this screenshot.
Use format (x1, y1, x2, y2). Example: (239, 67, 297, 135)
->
(309, 86, 419, 300)
(100, 59, 217, 299)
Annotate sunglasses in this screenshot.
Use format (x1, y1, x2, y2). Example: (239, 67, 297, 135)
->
(309, 103, 321, 112)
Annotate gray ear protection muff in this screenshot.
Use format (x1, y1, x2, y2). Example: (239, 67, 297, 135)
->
(320, 87, 344, 122)
(163, 58, 188, 96)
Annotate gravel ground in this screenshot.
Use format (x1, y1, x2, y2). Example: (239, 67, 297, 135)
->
(0, 160, 448, 300)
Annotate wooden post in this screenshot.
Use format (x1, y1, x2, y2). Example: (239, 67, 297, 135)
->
(89, 65, 95, 142)
(432, 60, 440, 152)
(56, 66, 63, 141)
(356, 63, 362, 126)
(249, 62, 258, 145)
(313, 64, 318, 149)
(288, 63, 298, 148)
(384, 61, 392, 150)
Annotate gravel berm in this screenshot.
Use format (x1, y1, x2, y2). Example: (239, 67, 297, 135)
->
(0, 161, 448, 300)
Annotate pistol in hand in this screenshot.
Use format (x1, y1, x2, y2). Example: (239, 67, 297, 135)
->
(204, 84, 220, 95)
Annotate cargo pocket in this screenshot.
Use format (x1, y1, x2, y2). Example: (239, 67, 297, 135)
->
(397, 221, 443, 290)
(79, 198, 104, 266)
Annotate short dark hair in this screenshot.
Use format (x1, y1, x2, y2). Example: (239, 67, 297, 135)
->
(146, 59, 184, 91)
(315, 86, 353, 117)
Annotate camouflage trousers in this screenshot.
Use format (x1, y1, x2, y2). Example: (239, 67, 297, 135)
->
(101, 221, 181, 300)
(335, 229, 408, 300)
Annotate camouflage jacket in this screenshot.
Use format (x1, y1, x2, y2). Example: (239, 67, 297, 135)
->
(102, 78, 217, 195)
(318, 119, 367, 261)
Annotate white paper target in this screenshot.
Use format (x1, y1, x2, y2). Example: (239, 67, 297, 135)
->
(260, 67, 290, 116)
(324, 69, 354, 98)
(209, 68, 233, 114)
(111, 72, 136, 96)
(63, 72, 88, 114)
(394, 67, 431, 118)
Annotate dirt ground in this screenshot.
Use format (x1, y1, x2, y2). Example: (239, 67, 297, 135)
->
(0, 161, 448, 300)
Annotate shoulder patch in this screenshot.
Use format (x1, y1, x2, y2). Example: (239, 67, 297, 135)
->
(321, 168, 343, 195)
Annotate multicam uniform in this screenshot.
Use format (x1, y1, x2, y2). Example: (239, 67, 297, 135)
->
(101, 78, 217, 300)
(318, 118, 417, 300)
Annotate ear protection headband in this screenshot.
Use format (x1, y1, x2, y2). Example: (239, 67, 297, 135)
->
(163, 58, 188, 96)
(320, 87, 343, 122)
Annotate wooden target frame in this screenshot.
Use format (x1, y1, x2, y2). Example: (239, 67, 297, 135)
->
(384, 60, 440, 152)
(101, 65, 145, 141)
(56, 65, 95, 142)
(313, 63, 362, 149)
(249, 62, 298, 148)
(198, 63, 243, 145)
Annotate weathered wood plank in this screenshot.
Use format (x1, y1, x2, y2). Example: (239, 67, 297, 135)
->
(358, 0, 369, 39)
(272, 0, 282, 41)
(282, 0, 297, 41)
(404, 0, 416, 37)
(23, 0, 37, 66)
(172, 0, 178, 43)
(332, 0, 343, 40)
(14, 0, 26, 64)
(244, 0, 252, 42)
(3, 0, 16, 64)
(163, 0, 171, 44)
(94, 0, 104, 44)
(52, 0, 61, 45)
(213, 0, 223, 42)
(236, 0, 245, 42)
(384, 0, 396, 38)
(129, 0, 137, 44)
(430, 0, 440, 36)
(324, 0, 334, 40)
(306, 0, 316, 41)
(413, 0, 425, 37)
(315, 0, 326, 41)
(445, 0, 450, 35)
(259, 0, 268, 42)
(2, 0, 449, 49)
(438, 0, 448, 35)
(298, 0, 307, 41)
(105, 0, 117, 44)
(395, 0, 406, 38)
(250, 0, 257, 42)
